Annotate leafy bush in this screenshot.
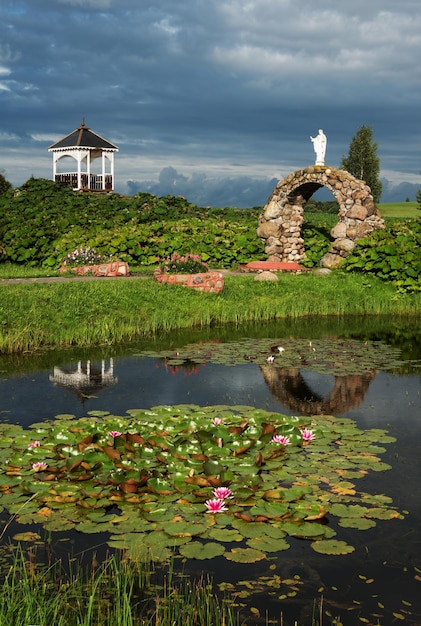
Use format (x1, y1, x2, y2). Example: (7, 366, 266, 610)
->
(301, 218, 333, 268)
(304, 199, 339, 214)
(342, 219, 421, 292)
(0, 178, 264, 268)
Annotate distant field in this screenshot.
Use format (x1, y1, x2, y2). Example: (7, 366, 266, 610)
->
(377, 202, 418, 218)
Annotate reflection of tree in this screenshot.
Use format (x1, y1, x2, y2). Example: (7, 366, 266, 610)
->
(260, 366, 376, 415)
(49, 359, 117, 402)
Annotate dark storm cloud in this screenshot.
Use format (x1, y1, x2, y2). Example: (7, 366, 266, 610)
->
(0, 0, 420, 204)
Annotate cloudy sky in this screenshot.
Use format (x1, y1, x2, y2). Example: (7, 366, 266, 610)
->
(1, 0, 420, 207)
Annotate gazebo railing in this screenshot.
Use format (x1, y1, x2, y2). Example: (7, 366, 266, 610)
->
(55, 174, 113, 191)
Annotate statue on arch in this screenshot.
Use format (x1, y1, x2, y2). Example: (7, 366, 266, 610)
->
(310, 129, 327, 165)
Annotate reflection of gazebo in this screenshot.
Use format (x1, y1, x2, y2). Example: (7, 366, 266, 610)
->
(260, 366, 376, 415)
(49, 359, 118, 402)
(48, 119, 118, 192)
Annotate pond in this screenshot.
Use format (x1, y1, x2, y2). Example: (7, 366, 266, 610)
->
(0, 316, 420, 625)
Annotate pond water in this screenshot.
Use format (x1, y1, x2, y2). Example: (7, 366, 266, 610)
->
(1, 317, 420, 625)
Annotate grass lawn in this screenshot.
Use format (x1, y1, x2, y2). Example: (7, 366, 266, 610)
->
(377, 201, 418, 218)
(1, 272, 420, 353)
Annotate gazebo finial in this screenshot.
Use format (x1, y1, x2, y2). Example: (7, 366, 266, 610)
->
(81, 117, 86, 127)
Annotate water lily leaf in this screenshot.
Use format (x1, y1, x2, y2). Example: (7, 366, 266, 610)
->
(12, 531, 41, 542)
(225, 547, 266, 563)
(338, 518, 377, 530)
(246, 537, 290, 552)
(144, 530, 190, 548)
(148, 477, 173, 494)
(331, 481, 356, 496)
(230, 519, 287, 540)
(280, 521, 330, 539)
(203, 459, 224, 475)
(112, 537, 172, 562)
(329, 503, 370, 518)
(311, 539, 355, 554)
(249, 501, 290, 518)
(43, 517, 76, 532)
(162, 520, 210, 537)
(295, 502, 329, 521)
(364, 507, 403, 520)
(208, 528, 243, 542)
(368, 461, 392, 472)
(179, 541, 225, 560)
(75, 520, 113, 534)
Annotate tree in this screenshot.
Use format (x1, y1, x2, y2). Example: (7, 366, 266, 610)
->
(416, 189, 421, 212)
(340, 125, 382, 203)
(0, 172, 12, 196)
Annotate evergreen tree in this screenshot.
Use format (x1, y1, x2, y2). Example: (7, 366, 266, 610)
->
(416, 188, 421, 212)
(0, 172, 12, 196)
(340, 125, 382, 203)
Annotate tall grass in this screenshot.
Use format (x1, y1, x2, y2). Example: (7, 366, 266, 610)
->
(1, 273, 420, 353)
(0, 549, 240, 626)
(0, 546, 349, 626)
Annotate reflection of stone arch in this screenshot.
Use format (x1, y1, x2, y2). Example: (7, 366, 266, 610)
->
(257, 166, 385, 268)
(260, 366, 376, 415)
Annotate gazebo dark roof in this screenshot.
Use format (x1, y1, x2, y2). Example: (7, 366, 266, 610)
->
(48, 119, 118, 151)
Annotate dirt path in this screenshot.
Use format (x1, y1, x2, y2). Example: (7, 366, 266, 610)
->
(0, 269, 248, 286)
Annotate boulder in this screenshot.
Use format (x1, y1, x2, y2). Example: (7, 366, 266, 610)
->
(254, 271, 278, 282)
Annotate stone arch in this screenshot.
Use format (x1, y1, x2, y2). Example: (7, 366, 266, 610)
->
(257, 166, 385, 268)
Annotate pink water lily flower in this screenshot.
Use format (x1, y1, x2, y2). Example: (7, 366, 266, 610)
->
(266, 355, 275, 363)
(300, 428, 315, 442)
(32, 461, 48, 472)
(213, 417, 224, 425)
(213, 487, 233, 500)
(28, 440, 41, 448)
(271, 434, 291, 445)
(205, 498, 228, 513)
(108, 431, 122, 438)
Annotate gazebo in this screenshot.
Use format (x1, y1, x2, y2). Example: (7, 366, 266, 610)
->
(48, 119, 118, 192)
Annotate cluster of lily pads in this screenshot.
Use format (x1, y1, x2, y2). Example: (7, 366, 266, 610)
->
(142, 337, 404, 376)
(0, 404, 402, 563)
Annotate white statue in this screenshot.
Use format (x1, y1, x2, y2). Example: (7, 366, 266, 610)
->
(310, 129, 327, 165)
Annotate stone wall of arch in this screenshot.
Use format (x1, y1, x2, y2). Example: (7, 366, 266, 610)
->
(257, 166, 385, 268)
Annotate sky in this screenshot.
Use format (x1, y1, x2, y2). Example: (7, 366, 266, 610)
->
(0, 0, 420, 207)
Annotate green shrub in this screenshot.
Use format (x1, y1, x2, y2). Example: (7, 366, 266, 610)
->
(342, 219, 421, 292)
(0, 178, 264, 269)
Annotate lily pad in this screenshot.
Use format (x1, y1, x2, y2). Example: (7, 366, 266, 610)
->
(311, 539, 355, 554)
(225, 547, 266, 563)
(338, 518, 377, 530)
(12, 531, 41, 542)
(179, 541, 225, 560)
(246, 537, 290, 552)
